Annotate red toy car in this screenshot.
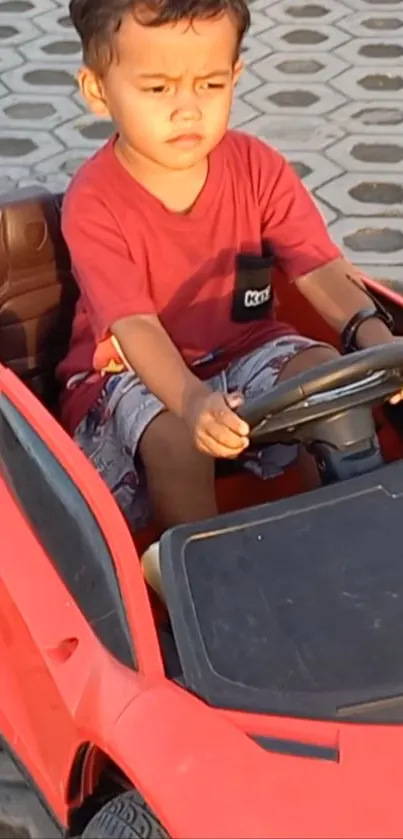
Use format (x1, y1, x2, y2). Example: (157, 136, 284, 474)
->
(2, 188, 403, 839)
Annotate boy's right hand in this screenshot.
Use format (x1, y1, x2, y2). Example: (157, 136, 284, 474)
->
(111, 314, 250, 457)
(184, 389, 250, 459)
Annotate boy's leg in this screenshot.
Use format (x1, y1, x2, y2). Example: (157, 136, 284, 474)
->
(139, 410, 217, 532)
(73, 372, 218, 534)
(275, 343, 339, 380)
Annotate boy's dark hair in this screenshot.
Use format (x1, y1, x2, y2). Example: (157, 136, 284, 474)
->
(69, 0, 250, 74)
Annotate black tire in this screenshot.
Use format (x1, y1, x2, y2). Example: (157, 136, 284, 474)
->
(81, 789, 169, 838)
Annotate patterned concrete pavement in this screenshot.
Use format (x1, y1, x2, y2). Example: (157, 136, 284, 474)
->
(0, 0, 403, 835)
(1, 0, 403, 286)
(0, 751, 61, 837)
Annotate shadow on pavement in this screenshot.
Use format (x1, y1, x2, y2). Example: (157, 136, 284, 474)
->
(0, 820, 31, 838)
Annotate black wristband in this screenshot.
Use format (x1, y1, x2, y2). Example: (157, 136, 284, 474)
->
(341, 307, 394, 354)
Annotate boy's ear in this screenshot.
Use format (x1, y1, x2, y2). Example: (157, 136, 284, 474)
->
(77, 67, 111, 117)
(232, 57, 244, 86)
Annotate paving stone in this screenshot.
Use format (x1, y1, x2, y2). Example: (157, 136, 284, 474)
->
(251, 52, 348, 84)
(337, 10, 403, 36)
(32, 8, 75, 34)
(331, 99, 403, 133)
(0, 164, 31, 188)
(2, 62, 77, 94)
(243, 114, 346, 151)
(236, 67, 266, 96)
(16, 173, 69, 191)
(248, 0, 278, 15)
(34, 148, 96, 182)
(0, 0, 56, 14)
(331, 65, 403, 100)
(247, 12, 276, 35)
(286, 151, 343, 190)
(54, 115, 114, 149)
(312, 197, 337, 224)
(258, 24, 350, 51)
(342, 0, 403, 10)
(0, 15, 42, 45)
(246, 82, 346, 115)
(0, 93, 82, 130)
(0, 175, 16, 194)
(328, 216, 403, 264)
(326, 133, 403, 171)
(317, 172, 403, 215)
(241, 33, 272, 63)
(0, 47, 24, 73)
(335, 36, 403, 64)
(19, 33, 81, 62)
(229, 98, 262, 127)
(71, 88, 88, 113)
(267, 2, 349, 26)
(0, 129, 63, 165)
(0, 751, 62, 838)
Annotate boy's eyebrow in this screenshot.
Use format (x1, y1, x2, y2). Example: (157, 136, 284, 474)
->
(135, 70, 231, 80)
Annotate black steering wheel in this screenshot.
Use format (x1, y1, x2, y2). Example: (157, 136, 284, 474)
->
(238, 343, 403, 444)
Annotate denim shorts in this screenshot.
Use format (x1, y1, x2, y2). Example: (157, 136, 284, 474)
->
(74, 334, 322, 530)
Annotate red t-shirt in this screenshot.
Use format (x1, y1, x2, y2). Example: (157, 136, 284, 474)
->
(57, 130, 341, 434)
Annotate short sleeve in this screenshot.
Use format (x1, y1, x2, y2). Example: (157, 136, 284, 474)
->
(61, 186, 156, 340)
(251, 138, 342, 281)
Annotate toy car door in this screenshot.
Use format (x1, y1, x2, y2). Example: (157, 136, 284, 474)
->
(0, 364, 160, 824)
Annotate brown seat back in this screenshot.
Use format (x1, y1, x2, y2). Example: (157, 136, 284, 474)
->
(0, 188, 78, 408)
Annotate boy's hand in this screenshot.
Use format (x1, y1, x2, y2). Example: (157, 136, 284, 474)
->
(388, 337, 403, 405)
(184, 390, 250, 458)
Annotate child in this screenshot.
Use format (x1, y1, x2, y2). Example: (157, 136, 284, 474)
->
(57, 0, 396, 549)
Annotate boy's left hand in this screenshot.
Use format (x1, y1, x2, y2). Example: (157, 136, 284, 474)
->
(387, 337, 403, 405)
(389, 390, 403, 405)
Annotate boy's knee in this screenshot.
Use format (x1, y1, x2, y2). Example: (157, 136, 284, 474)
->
(139, 410, 201, 471)
(278, 343, 339, 382)
(140, 410, 181, 461)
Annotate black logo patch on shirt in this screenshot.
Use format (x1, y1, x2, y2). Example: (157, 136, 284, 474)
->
(231, 250, 275, 323)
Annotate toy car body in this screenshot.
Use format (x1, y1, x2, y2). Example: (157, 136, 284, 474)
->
(2, 188, 403, 838)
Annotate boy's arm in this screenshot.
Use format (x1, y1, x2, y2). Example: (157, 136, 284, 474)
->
(256, 141, 395, 348)
(111, 314, 249, 456)
(111, 313, 209, 416)
(294, 257, 395, 349)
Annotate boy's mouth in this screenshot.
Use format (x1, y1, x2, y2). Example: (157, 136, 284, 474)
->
(167, 133, 204, 148)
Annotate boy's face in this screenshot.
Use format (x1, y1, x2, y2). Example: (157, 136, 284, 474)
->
(78, 12, 242, 170)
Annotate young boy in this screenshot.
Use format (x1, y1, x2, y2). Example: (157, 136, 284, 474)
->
(57, 0, 396, 547)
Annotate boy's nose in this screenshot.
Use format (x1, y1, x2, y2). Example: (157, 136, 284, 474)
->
(171, 91, 202, 122)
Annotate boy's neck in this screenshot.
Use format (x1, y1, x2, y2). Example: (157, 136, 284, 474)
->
(114, 136, 209, 214)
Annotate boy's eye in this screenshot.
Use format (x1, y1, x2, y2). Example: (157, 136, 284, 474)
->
(142, 85, 167, 94)
(140, 81, 226, 94)
(200, 81, 226, 91)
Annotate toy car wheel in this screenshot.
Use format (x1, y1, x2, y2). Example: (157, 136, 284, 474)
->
(82, 789, 169, 838)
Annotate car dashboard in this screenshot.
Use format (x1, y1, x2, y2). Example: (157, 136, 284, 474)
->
(160, 459, 403, 722)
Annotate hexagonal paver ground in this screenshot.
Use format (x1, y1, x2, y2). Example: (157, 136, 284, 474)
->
(0, 748, 62, 838)
(0, 0, 402, 282)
